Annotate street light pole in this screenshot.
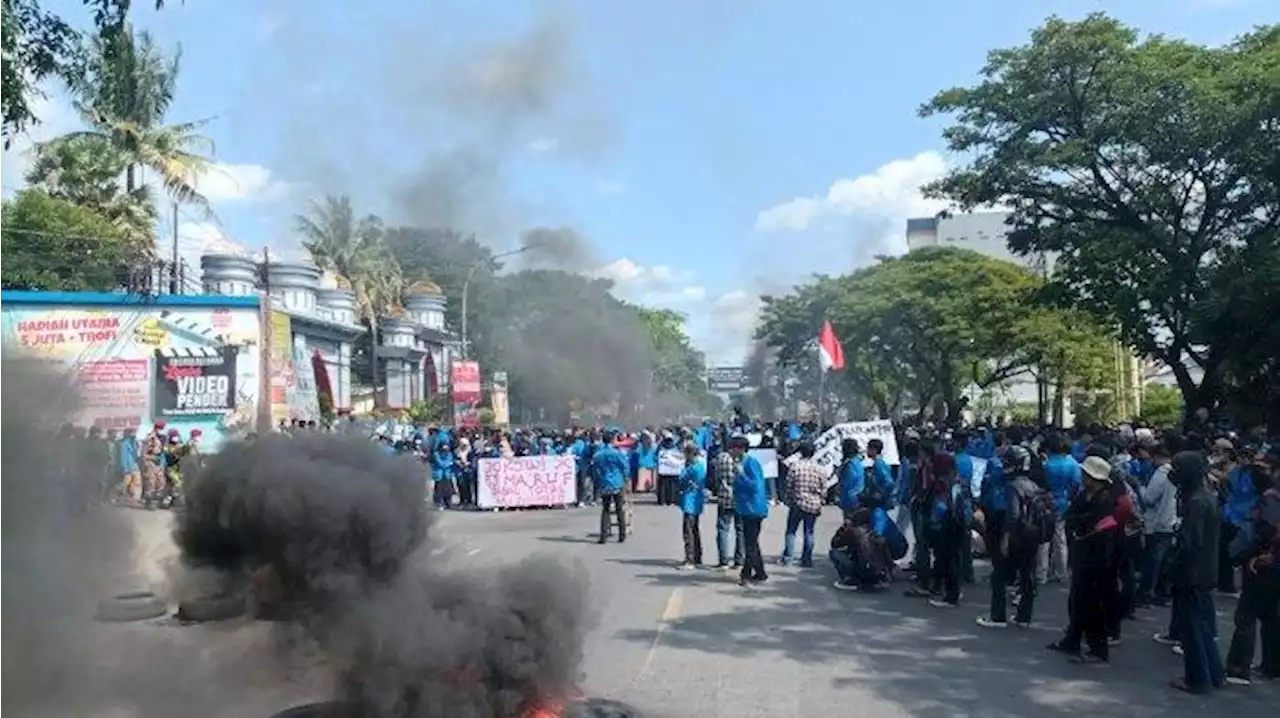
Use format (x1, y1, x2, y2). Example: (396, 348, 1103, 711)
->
(459, 245, 535, 361)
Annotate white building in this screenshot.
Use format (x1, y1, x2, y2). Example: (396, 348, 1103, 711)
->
(905, 211, 1054, 275)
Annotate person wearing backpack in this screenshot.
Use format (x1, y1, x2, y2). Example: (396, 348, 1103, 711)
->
(979, 445, 1046, 629)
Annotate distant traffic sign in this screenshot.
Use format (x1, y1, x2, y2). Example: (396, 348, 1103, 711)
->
(707, 366, 745, 392)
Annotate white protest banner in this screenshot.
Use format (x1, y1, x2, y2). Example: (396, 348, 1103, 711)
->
(746, 432, 763, 448)
(784, 419, 900, 486)
(970, 456, 989, 499)
(477, 455, 576, 509)
(657, 449, 685, 477)
(749, 448, 778, 480)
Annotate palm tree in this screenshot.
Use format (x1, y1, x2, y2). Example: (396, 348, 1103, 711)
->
(59, 25, 214, 213)
(295, 194, 403, 399)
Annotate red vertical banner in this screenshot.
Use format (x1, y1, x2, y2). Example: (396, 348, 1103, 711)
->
(451, 360, 481, 428)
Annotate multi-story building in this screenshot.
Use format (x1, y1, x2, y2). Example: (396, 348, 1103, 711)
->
(201, 254, 458, 412)
(905, 211, 1054, 275)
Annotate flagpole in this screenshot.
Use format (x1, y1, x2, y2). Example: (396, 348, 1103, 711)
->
(817, 351, 824, 427)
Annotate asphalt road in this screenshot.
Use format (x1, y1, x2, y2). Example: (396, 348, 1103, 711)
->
(434, 499, 1275, 718)
(64, 501, 1277, 718)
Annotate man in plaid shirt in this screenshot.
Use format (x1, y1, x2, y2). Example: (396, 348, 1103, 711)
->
(782, 441, 826, 567)
(714, 436, 746, 569)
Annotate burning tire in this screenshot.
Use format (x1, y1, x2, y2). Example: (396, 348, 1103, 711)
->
(176, 592, 246, 622)
(564, 698, 647, 718)
(95, 590, 167, 623)
(268, 703, 351, 718)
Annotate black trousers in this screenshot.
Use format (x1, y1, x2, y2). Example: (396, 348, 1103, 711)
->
(1226, 566, 1280, 677)
(739, 516, 767, 581)
(657, 475, 678, 505)
(599, 493, 626, 542)
(993, 545, 1037, 623)
(682, 513, 703, 564)
(1065, 564, 1114, 658)
(931, 528, 963, 604)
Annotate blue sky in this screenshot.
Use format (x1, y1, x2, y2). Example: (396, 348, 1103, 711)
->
(3, 0, 1272, 365)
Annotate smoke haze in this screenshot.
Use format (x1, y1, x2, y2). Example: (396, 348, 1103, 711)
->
(175, 433, 594, 717)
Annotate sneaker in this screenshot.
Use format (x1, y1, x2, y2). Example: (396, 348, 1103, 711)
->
(1225, 672, 1252, 686)
(676, 562, 695, 571)
(904, 587, 932, 598)
(832, 580, 859, 592)
(1014, 620, 1032, 629)
(929, 599, 959, 609)
(1153, 632, 1180, 646)
(977, 617, 1007, 629)
(1108, 636, 1122, 646)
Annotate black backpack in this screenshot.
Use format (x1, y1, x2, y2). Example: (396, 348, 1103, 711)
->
(1016, 481, 1057, 545)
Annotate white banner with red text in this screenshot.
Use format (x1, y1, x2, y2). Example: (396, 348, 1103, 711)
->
(476, 454, 578, 509)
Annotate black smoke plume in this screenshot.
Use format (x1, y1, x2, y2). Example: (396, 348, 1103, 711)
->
(174, 433, 593, 718)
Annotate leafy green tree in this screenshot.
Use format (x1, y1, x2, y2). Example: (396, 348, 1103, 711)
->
(632, 306, 722, 416)
(757, 247, 1115, 422)
(1139, 384, 1184, 429)
(26, 133, 156, 241)
(1, 189, 144, 290)
(920, 14, 1279, 424)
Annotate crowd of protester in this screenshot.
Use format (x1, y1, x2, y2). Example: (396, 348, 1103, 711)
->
(67, 407, 1278, 695)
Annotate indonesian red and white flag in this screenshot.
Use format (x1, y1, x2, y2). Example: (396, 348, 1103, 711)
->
(818, 320, 845, 372)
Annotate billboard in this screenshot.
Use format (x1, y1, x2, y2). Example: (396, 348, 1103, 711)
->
(0, 297, 261, 452)
(153, 346, 239, 416)
(451, 360, 481, 428)
(707, 366, 746, 392)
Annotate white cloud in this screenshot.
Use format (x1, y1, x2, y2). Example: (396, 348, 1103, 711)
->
(755, 151, 950, 232)
(593, 179, 627, 197)
(525, 136, 559, 153)
(589, 258, 693, 289)
(191, 162, 289, 203)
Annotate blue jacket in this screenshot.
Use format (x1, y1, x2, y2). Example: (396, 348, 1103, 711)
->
(955, 451, 976, 497)
(634, 442, 658, 469)
(869, 455, 896, 509)
(927, 482, 973, 532)
(838, 455, 866, 513)
(1043, 454, 1082, 513)
(980, 458, 1007, 513)
(431, 447, 454, 478)
(894, 457, 914, 507)
(119, 437, 139, 473)
(678, 459, 707, 516)
(733, 454, 769, 518)
(1224, 466, 1260, 528)
(591, 445, 629, 494)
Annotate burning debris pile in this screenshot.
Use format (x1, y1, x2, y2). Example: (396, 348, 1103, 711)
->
(175, 434, 593, 718)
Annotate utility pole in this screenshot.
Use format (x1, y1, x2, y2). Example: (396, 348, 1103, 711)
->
(257, 247, 273, 434)
(169, 201, 180, 294)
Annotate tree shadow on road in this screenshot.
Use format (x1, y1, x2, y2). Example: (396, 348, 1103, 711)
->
(614, 563, 1275, 718)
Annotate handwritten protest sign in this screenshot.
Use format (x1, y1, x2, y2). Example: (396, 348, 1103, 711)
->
(477, 455, 577, 509)
(657, 449, 685, 477)
(784, 420, 900, 487)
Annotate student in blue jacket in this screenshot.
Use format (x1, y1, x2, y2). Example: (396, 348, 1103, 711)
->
(677, 442, 707, 569)
(730, 435, 769, 585)
(431, 441, 456, 509)
(592, 431, 630, 543)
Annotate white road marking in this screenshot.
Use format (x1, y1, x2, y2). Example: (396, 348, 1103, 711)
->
(634, 587, 683, 682)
